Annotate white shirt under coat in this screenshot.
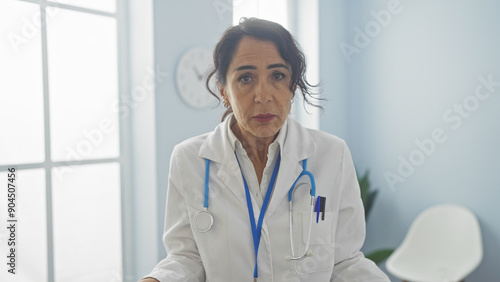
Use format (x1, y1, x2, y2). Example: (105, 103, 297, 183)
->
(228, 116, 287, 208)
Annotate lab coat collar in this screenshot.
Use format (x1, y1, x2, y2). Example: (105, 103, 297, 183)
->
(198, 114, 317, 217)
(226, 114, 288, 157)
(199, 114, 315, 163)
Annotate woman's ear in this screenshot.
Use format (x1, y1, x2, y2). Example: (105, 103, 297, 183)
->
(218, 82, 230, 108)
(290, 83, 297, 100)
(218, 82, 225, 97)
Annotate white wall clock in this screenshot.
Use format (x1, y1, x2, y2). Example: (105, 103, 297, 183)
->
(175, 47, 215, 109)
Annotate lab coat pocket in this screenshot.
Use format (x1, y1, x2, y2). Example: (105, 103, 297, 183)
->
(293, 211, 335, 274)
(302, 211, 333, 246)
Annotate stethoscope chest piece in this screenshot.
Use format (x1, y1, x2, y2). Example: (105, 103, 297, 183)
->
(194, 208, 213, 233)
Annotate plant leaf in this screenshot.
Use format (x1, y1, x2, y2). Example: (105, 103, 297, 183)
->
(365, 249, 394, 265)
(365, 190, 378, 219)
(358, 171, 369, 206)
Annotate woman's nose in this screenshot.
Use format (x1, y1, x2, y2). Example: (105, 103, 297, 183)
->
(254, 79, 272, 104)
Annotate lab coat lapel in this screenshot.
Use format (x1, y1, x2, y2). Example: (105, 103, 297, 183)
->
(215, 153, 249, 210)
(265, 117, 316, 218)
(265, 154, 302, 217)
(198, 117, 249, 210)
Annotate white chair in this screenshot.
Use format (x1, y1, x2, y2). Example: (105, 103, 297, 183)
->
(386, 204, 483, 282)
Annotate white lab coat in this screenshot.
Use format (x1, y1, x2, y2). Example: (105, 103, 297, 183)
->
(145, 115, 389, 282)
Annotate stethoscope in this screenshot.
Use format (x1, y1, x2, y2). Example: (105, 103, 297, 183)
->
(286, 158, 316, 261)
(193, 153, 317, 277)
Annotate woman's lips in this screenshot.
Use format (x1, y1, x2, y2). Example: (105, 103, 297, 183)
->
(253, 114, 276, 122)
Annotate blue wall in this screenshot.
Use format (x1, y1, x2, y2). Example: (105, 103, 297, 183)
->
(318, 0, 500, 280)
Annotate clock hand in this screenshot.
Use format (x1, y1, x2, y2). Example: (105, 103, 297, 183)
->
(192, 66, 203, 80)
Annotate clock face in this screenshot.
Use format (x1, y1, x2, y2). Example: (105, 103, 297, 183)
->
(175, 47, 215, 109)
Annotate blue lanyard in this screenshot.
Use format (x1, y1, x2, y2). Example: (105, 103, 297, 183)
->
(234, 151, 281, 280)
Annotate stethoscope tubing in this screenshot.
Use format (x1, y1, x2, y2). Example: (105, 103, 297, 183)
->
(288, 159, 316, 201)
(287, 160, 316, 261)
(193, 159, 213, 233)
(204, 158, 210, 208)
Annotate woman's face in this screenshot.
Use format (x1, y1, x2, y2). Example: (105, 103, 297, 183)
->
(220, 36, 293, 141)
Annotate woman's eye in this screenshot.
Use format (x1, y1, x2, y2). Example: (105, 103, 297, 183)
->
(238, 75, 252, 83)
(273, 72, 286, 80)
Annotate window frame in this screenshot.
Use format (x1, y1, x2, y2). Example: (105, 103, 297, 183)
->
(0, 0, 133, 281)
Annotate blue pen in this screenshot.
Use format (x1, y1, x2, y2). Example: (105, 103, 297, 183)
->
(315, 196, 321, 223)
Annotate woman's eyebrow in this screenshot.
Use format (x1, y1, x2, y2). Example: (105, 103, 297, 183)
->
(233, 65, 256, 73)
(233, 63, 290, 73)
(267, 63, 289, 71)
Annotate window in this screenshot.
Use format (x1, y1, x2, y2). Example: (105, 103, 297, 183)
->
(0, 1, 126, 281)
(233, 0, 289, 29)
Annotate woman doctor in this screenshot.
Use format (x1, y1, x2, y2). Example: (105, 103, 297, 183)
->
(141, 18, 389, 282)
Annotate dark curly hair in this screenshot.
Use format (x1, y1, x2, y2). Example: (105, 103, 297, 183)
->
(206, 17, 322, 121)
